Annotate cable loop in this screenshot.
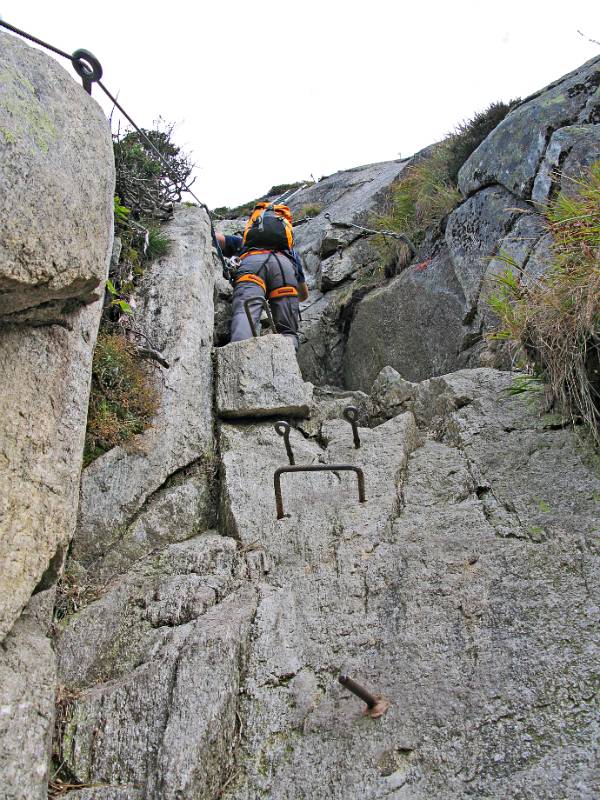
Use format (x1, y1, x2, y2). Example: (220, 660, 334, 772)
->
(71, 49, 103, 93)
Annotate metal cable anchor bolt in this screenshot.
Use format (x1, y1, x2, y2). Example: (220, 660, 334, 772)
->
(274, 421, 295, 465)
(343, 406, 361, 449)
(338, 673, 389, 718)
(71, 49, 103, 95)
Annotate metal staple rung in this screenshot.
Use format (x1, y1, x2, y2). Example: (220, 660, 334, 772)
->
(243, 297, 276, 337)
(273, 464, 366, 520)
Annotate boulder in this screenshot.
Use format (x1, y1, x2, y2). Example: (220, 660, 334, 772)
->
(216, 335, 313, 418)
(0, 297, 103, 640)
(459, 55, 600, 198)
(0, 32, 114, 320)
(320, 237, 379, 291)
(343, 247, 468, 389)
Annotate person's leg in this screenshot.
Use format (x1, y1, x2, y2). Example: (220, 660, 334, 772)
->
(265, 256, 301, 351)
(230, 280, 265, 342)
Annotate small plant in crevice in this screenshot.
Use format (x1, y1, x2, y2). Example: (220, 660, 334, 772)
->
(84, 332, 160, 466)
(48, 686, 86, 797)
(297, 203, 323, 219)
(487, 161, 600, 446)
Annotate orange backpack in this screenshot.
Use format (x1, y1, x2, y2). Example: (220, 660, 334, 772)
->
(242, 203, 294, 252)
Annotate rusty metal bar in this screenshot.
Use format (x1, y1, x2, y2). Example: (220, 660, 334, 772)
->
(338, 673, 390, 718)
(243, 297, 276, 337)
(273, 464, 366, 520)
(343, 406, 361, 449)
(274, 421, 295, 465)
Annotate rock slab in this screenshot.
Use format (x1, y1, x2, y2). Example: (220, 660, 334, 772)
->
(216, 335, 313, 418)
(0, 298, 103, 640)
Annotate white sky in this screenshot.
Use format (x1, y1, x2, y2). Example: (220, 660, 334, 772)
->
(1, 1, 599, 207)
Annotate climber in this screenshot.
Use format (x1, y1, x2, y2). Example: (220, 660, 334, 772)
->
(215, 203, 309, 351)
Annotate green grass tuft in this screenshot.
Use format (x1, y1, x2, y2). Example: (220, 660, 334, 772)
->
(488, 161, 600, 445)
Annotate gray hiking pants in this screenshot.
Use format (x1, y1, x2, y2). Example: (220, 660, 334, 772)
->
(230, 252, 300, 350)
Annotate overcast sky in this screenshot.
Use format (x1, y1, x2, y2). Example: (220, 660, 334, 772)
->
(1, 1, 598, 207)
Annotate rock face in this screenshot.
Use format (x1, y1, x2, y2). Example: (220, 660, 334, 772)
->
(288, 57, 600, 389)
(0, 300, 103, 640)
(0, 31, 114, 320)
(459, 55, 600, 198)
(0, 31, 113, 799)
(216, 335, 313, 418)
(0, 590, 56, 800)
(2, 51, 597, 799)
(69, 206, 216, 577)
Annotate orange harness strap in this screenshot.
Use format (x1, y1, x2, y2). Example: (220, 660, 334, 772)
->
(268, 285, 298, 300)
(239, 249, 276, 260)
(235, 273, 266, 291)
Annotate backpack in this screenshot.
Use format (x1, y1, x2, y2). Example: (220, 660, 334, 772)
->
(242, 203, 294, 251)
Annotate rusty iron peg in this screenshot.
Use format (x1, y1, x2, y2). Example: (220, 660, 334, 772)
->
(273, 464, 366, 520)
(243, 297, 276, 337)
(274, 421, 295, 465)
(343, 406, 361, 449)
(338, 673, 390, 719)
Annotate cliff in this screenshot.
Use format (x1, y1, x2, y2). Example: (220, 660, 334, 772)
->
(0, 30, 599, 800)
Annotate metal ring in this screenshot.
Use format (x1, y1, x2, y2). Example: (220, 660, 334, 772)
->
(343, 406, 359, 424)
(71, 49, 103, 83)
(274, 421, 294, 465)
(275, 421, 290, 438)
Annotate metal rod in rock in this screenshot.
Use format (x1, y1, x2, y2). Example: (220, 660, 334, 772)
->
(273, 464, 366, 520)
(343, 406, 361, 449)
(338, 673, 390, 718)
(274, 421, 295, 465)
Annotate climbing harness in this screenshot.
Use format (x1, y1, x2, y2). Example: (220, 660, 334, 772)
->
(236, 273, 267, 292)
(269, 286, 298, 300)
(323, 212, 417, 257)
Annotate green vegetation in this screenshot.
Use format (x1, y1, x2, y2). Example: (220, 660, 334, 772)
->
(488, 162, 600, 445)
(373, 99, 520, 271)
(82, 122, 190, 466)
(297, 203, 323, 218)
(84, 332, 159, 466)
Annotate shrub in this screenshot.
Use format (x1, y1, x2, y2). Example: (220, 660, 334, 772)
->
(297, 203, 322, 218)
(84, 332, 159, 465)
(445, 99, 520, 182)
(113, 119, 194, 220)
(379, 142, 462, 245)
(488, 162, 600, 444)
